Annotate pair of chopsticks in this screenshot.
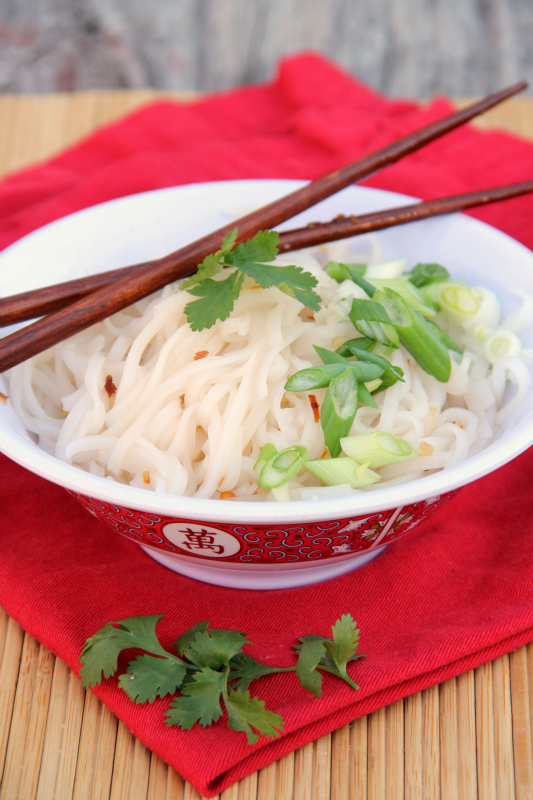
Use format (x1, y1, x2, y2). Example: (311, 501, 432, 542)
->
(0, 83, 530, 372)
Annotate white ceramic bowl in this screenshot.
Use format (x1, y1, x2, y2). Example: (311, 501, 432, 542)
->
(1, 180, 532, 589)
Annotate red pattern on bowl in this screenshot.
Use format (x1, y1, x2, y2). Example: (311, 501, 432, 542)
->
(71, 490, 458, 563)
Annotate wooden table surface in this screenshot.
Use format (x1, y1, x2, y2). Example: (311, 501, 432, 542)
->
(1, 91, 533, 800)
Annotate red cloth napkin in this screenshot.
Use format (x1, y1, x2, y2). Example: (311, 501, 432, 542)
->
(1, 53, 533, 796)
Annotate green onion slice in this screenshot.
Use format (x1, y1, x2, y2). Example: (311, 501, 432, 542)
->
(254, 443, 278, 472)
(324, 261, 366, 283)
(375, 288, 451, 382)
(425, 281, 480, 323)
(257, 445, 307, 489)
(364, 378, 382, 393)
(336, 336, 376, 353)
(349, 298, 400, 348)
(426, 319, 462, 355)
(285, 362, 383, 392)
(321, 368, 359, 457)
(344, 272, 378, 298)
(340, 432, 416, 468)
(313, 345, 351, 365)
(334, 341, 405, 387)
(407, 263, 450, 288)
(357, 382, 378, 409)
(304, 457, 381, 488)
(368, 279, 437, 317)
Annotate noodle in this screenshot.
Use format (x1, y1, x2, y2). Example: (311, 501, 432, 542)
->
(6, 243, 533, 500)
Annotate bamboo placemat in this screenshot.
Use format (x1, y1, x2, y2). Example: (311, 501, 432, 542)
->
(1, 91, 533, 800)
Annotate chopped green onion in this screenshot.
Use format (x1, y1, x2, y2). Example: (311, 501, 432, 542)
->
(336, 336, 376, 354)
(349, 298, 400, 348)
(343, 271, 379, 298)
(313, 345, 351, 365)
(407, 263, 450, 288)
(285, 362, 383, 392)
(334, 342, 405, 387)
(357, 382, 378, 408)
(441, 284, 480, 316)
(367, 279, 437, 317)
(371, 290, 413, 327)
(347, 277, 455, 382)
(324, 262, 366, 283)
(340, 432, 416, 468)
(304, 457, 381, 488)
(321, 368, 359, 457)
(426, 281, 480, 323)
(375, 288, 451, 382)
(254, 443, 278, 472)
(483, 329, 522, 365)
(257, 445, 307, 489)
(426, 319, 462, 355)
(271, 485, 291, 502)
(364, 378, 382, 393)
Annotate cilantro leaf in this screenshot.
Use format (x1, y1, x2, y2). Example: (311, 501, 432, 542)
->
(324, 614, 360, 673)
(174, 621, 210, 657)
(180, 254, 223, 289)
(182, 228, 322, 329)
(295, 620, 362, 692)
(180, 229, 238, 290)
(219, 228, 238, 258)
(79, 614, 167, 688)
(225, 229, 279, 268)
(229, 652, 284, 690)
(81, 612, 364, 745)
(225, 229, 321, 311)
(118, 654, 187, 703)
(224, 688, 285, 744)
(295, 638, 327, 697)
(187, 628, 249, 670)
(274, 270, 322, 311)
(184, 271, 245, 331)
(165, 667, 225, 729)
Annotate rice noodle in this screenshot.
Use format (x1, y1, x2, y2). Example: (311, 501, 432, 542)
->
(6, 244, 533, 500)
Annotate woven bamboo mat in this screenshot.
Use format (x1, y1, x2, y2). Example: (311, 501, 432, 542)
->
(1, 91, 533, 800)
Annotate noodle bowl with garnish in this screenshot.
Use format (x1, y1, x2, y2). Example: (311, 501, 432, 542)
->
(6, 235, 532, 502)
(2, 180, 533, 588)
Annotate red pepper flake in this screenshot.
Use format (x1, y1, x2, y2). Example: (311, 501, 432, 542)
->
(220, 491, 235, 499)
(104, 375, 116, 397)
(142, 471, 150, 484)
(308, 394, 320, 422)
(321, 448, 329, 459)
(251, 285, 262, 290)
(194, 351, 209, 361)
(0, 392, 7, 404)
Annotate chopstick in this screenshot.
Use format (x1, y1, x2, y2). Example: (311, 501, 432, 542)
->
(2, 179, 533, 328)
(0, 82, 527, 372)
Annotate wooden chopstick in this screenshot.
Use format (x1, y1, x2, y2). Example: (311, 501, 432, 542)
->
(2, 179, 533, 328)
(0, 82, 527, 372)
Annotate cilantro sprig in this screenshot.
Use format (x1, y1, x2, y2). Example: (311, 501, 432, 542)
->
(182, 229, 322, 331)
(80, 613, 363, 745)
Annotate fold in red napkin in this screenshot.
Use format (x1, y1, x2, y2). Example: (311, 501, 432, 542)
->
(1, 53, 533, 797)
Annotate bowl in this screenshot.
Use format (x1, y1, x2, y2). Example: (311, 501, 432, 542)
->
(1, 180, 532, 590)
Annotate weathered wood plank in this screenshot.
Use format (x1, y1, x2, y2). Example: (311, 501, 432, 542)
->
(0, 0, 532, 97)
(439, 678, 459, 800)
(456, 670, 477, 799)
